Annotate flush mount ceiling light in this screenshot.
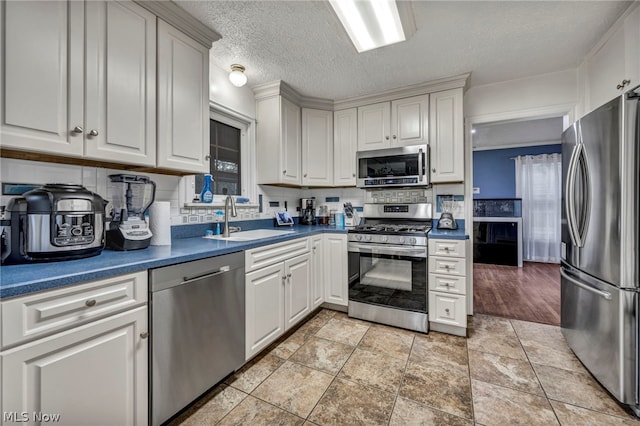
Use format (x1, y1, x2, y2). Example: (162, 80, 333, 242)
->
(229, 64, 247, 87)
(328, 0, 416, 53)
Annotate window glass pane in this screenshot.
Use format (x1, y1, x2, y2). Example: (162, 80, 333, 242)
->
(194, 119, 241, 197)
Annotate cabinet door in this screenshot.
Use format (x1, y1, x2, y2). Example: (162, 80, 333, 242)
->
(391, 94, 428, 147)
(245, 263, 285, 359)
(84, 1, 156, 166)
(2, 306, 148, 426)
(358, 102, 390, 151)
(588, 24, 627, 111)
(302, 108, 333, 186)
(624, 6, 640, 94)
(157, 19, 210, 173)
(284, 253, 311, 330)
(281, 97, 302, 185)
(333, 108, 358, 186)
(324, 234, 348, 306)
(310, 235, 325, 309)
(430, 88, 464, 183)
(429, 292, 466, 327)
(0, 0, 84, 157)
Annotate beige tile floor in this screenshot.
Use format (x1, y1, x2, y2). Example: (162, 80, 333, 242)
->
(169, 309, 640, 425)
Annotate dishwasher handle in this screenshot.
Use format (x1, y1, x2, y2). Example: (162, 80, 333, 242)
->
(182, 265, 231, 284)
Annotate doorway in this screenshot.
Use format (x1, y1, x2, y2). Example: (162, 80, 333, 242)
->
(470, 116, 564, 325)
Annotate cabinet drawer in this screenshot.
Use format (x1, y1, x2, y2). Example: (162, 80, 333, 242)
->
(245, 237, 309, 272)
(2, 271, 147, 349)
(429, 239, 465, 257)
(429, 256, 466, 276)
(429, 273, 466, 295)
(429, 291, 466, 327)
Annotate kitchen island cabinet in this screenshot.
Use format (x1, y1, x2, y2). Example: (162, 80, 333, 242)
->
(1, 0, 157, 167)
(0, 271, 148, 425)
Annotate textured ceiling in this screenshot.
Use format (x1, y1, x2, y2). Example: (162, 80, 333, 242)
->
(176, 0, 632, 100)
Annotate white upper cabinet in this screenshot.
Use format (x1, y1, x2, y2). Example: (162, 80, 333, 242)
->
(84, 1, 156, 165)
(157, 19, 210, 173)
(358, 102, 390, 151)
(256, 95, 302, 185)
(0, 1, 156, 166)
(391, 94, 429, 147)
(333, 108, 358, 186)
(1, 1, 83, 157)
(587, 5, 640, 111)
(302, 108, 333, 186)
(357, 94, 428, 151)
(429, 88, 464, 183)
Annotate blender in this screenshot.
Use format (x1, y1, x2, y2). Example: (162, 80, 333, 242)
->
(106, 174, 156, 250)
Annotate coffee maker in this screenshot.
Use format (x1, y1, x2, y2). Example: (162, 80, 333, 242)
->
(300, 198, 316, 225)
(106, 174, 156, 250)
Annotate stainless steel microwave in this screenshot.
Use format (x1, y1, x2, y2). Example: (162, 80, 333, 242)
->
(356, 144, 430, 188)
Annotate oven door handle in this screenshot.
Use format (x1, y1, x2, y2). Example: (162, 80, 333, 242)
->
(348, 242, 427, 258)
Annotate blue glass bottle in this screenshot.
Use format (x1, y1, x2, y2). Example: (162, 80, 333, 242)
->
(200, 174, 214, 203)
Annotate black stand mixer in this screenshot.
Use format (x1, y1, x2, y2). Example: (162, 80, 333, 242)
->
(106, 174, 156, 250)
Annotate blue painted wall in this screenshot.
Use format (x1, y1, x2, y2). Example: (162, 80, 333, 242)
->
(473, 144, 561, 199)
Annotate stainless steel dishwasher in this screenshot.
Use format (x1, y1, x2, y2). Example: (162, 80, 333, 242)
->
(149, 251, 245, 426)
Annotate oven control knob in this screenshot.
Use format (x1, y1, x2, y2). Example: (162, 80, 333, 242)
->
(398, 237, 405, 244)
(381, 236, 388, 243)
(355, 235, 362, 241)
(410, 237, 417, 245)
(365, 235, 372, 242)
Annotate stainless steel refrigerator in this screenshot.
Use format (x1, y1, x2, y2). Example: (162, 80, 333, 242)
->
(561, 86, 640, 415)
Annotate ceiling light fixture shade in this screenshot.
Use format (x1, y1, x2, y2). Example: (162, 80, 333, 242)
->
(328, 0, 415, 53)
(229, 64, 247, 87)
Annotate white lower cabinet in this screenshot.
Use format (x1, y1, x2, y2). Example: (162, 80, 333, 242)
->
(0, 272, 148, 425)
(428, 239, 468, 336)
(324, 233, 348, 306)
(245, 238, 312, 360)
(310, 234, 325, 308)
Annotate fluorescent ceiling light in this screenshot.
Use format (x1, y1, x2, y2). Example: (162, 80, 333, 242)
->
(329, 0, 415, 53)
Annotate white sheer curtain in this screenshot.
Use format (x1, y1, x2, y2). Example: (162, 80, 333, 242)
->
(515, 153, 562, 263)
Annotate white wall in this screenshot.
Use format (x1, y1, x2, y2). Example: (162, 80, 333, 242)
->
(209, 60, 256, 119)
(464, 69, 578, 122)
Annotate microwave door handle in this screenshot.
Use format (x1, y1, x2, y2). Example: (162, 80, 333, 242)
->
(418, 148, 424, 182)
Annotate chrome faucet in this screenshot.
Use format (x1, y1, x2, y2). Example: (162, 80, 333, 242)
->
(223, 195, 237, 237)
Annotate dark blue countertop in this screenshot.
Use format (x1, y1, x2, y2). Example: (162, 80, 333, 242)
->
(0, 225, 347, 299)
(428, 219, 469, 240)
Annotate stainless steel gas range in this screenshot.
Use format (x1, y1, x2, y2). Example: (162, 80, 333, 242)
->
(347, 203, 432, 333)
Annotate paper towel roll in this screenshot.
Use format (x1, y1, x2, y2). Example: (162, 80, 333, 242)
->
(149, 201, 171, 246)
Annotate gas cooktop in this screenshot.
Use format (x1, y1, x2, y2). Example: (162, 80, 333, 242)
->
(350, 223, 432, 235)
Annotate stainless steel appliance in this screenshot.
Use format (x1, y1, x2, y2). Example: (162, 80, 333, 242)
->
(356, 144, 429, 188)
(106, 174, 156, 251)
(561, 87, 640, 416)
(149, 252, 245, 426)
(348, 202, 432, 332)
(1, 184, 106, 264)
(300, 197, 316, 225)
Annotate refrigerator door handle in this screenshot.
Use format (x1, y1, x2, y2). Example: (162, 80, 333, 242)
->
(561, 268, 612, 300)
(565, 144, 580, 247)
(576, 126, 591, 247)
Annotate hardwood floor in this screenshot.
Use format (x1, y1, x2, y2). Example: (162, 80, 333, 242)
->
(473, 262, 561, 326)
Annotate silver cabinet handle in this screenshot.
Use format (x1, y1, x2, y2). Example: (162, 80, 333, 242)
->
(385, 136, 389, 140)
(140, 331, 149, 339)
(282, 170, 286, 175)
(352, 173, 356, 177)
(282, 276, 287, 281)
(287, 273, 292, 278)
(88, 129, 99, 136)
(445, 308, 450, 314)
(432, 168, 436, 173)
(205, 155, 211, 160)
(392, 135, 397, 139)
(72, 126, 84, 134)
(617, 79, 630, 90)
(85, 299, 97, 307)
(304, 174, 308, 178)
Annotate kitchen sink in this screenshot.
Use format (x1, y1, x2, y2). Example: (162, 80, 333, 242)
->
(205, 229, 296, 241)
